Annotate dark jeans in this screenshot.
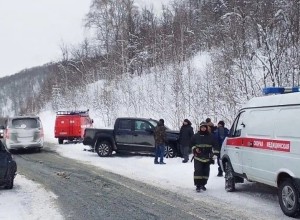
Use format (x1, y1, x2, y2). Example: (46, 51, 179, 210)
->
(154, 144, 165, 163)
(180, 145, 189, 161)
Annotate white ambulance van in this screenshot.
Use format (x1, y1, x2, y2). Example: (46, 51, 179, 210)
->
(220, 87, 300, 217)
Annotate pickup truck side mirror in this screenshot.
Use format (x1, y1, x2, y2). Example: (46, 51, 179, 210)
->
(91, 119, 94, 124)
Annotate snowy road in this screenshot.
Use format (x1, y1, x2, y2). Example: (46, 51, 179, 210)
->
(12, 143, 273, 220)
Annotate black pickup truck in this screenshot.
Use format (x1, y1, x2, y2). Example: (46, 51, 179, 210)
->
(83, 117, 180, 157)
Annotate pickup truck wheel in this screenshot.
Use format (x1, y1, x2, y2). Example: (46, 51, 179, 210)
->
(96, 141, 112, 157)
(278, 179, 300, 217)
(164, 144, 176, 158)
(225, 162, 235, 192)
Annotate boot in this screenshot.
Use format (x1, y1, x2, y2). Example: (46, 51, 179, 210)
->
(200, 185, 207, 191)
(217, 170, 223, 177)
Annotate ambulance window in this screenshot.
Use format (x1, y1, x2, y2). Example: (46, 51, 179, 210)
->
(275, 107, 300, 138)
(230, 111, 245, 137)
(247, 109, 274, 137)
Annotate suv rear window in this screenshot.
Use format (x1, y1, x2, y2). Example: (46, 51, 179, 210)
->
(11, 118, 38, 129)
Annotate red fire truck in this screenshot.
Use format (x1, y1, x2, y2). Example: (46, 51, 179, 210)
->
(54, 110, 93, 144)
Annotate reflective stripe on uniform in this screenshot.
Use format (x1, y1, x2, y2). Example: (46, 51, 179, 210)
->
(194, 157, 210, 163)
(192, 144, 212, 150)
(194, 176, 209, 179)
(212, 149, 220, 154)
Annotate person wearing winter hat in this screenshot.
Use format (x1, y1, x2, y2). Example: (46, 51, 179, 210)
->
(153, 119, 167, 165)
(214, 120, 229, 176)
(190, 121, 218, 192)
(179, 119, 194, 163)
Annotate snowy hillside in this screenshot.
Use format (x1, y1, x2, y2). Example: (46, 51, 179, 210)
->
(47, 52, 237, 130)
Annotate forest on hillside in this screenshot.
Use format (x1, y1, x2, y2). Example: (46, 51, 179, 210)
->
(1, 0, 300, 127)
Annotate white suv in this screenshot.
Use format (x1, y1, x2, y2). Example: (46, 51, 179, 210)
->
(3, 116, 44, 152)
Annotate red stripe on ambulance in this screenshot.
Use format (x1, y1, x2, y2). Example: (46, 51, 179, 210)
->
(226, 137, 290, 152)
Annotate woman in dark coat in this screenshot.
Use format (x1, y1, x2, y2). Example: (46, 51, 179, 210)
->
(191, 122, 218, 192)
(179, 119, 194, 163)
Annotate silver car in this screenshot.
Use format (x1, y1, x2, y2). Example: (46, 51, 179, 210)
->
(3, 116, 44, 152)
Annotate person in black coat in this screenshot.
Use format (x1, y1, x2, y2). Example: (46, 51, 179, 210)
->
(153, 119, 167, 165)
(179, 119, 194, 163)
(214, 120, 229, 176)
(191, 122, 218, 192)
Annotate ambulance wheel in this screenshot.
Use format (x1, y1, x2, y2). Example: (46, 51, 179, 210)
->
(164, 144, 176, 158)
(58, 139, 63, 144)
(225, 162, 235, 192)
(96, 141, 112, 157)
(278, 179, 300, 217)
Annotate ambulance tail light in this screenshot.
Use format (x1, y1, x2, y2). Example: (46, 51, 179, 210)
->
(263, 87, 300, 95)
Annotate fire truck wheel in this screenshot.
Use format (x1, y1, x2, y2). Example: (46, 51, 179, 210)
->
(58, 139, 63, 144)
(96, 141, 112, 157)
(225, 161, 235, 192)
(278, 179, 300, 217)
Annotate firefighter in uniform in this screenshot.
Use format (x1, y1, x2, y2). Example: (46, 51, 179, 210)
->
(191, 122, 218, 192)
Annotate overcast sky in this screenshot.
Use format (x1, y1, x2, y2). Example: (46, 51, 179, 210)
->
(0, 0, 91, 78)
(0, 0, 169, 78)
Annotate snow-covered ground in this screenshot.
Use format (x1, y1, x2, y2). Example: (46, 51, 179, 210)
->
(40, 111, 289, 219)
(0, 175, 63, 220)
(0, 110, 290, 219)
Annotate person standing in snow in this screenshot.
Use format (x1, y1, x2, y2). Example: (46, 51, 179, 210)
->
(214, 121, 229, 177)
(206, 120, 216, 134)
(154, 119, 167, 165)
(179, 119, 194, 163)
(191, 122, 218, 192)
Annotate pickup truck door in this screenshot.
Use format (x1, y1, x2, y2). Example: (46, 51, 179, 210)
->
(132, 120, 155, 152)
(115, 119, 133, 150)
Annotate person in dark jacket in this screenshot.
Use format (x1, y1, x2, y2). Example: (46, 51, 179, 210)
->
(154, 119, 167, 165)
(214, 120, 229, 176)
(179, 119, 194, 163)
(205, 118, 211, 123)
(191, 122, 218, 192)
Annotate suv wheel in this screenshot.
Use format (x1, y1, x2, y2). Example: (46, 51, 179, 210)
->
(96, 141, 112, 157)
(278, 179, 300, 217)
(164, 144, 176, 158)
(225, 162, 235, 192)
(58, 138, 63, 144)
